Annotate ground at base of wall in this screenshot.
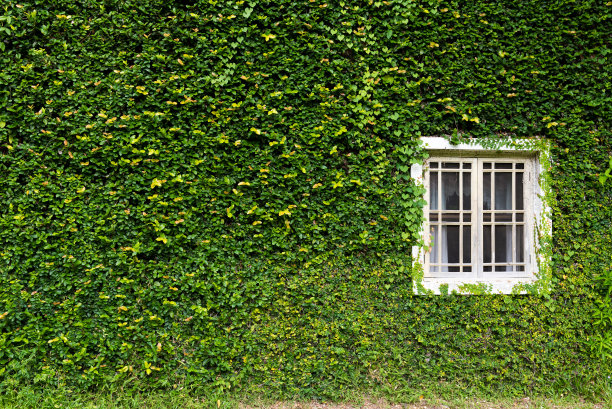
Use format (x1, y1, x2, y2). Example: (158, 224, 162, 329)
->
(240, 397, 605, 409)
(0, 389, 607, 409)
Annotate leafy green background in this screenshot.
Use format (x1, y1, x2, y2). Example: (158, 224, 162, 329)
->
(1, 0, 611, 398)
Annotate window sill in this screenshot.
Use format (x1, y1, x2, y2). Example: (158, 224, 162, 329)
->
(417, 278, 537, 295)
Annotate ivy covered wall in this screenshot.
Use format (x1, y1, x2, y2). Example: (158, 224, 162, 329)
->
(1, 0, 611, 397)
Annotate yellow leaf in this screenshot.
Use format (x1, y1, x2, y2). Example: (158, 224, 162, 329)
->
(156, 236, 168, 244)
(250, 127, 261, 134)
(313, 183, 322, 188)
(238, 181, 250, 186)
(262, 34, 277, 41)
(151, 178, 165, 188)
(252, 221, 262, 225)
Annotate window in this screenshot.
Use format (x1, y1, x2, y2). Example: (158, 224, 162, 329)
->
(412, 138, 551, 294)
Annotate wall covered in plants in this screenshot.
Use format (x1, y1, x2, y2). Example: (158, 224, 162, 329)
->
(1, 0, 611, 397)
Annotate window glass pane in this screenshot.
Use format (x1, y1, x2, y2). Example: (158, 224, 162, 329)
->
(442, 172, 460, 210)
(483, 213, 491, 222)
(463, 213, 471, 222)
(484, 162, 492, 169)
(516, 213, 524, 222)
(462, 172, 471, 210)
(463, 226, 471, 264)
(516, 163, 524, 169)
(429, 213, 438, 222)
(442, 162, 460, 169)
(443, 225, 460, 264)
(442, 213, 460, 222)
(495, 225, 512, 263)
(516, 225, 524, 263)
(494, 213, 513, 222)
(495, 163, 512, 169)
(494, 172, 512, 210)
(483, 225, 491, 263)
(515, 172, 524, 210)
(483, 173, 491, 210)
(464, 266, 472, 272)
(430, 172, 438, 210)
(430, 162, 439, 168)
(463, 163, 472, 169)
(429, 225, 438, 264)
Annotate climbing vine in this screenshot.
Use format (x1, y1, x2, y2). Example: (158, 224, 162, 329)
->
(0, 0, 611, 398)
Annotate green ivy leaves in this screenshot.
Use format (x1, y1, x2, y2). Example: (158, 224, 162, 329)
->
(0, 0, 610, 397)
(599, 157, 612, 185)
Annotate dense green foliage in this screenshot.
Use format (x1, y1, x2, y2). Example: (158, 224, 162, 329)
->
(1, 0, 611, 398)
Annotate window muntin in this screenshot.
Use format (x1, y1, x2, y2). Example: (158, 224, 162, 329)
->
(424, 157, 534, 281)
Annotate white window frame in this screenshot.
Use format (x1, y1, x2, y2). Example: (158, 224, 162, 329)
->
(411, 137, 551, 294)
